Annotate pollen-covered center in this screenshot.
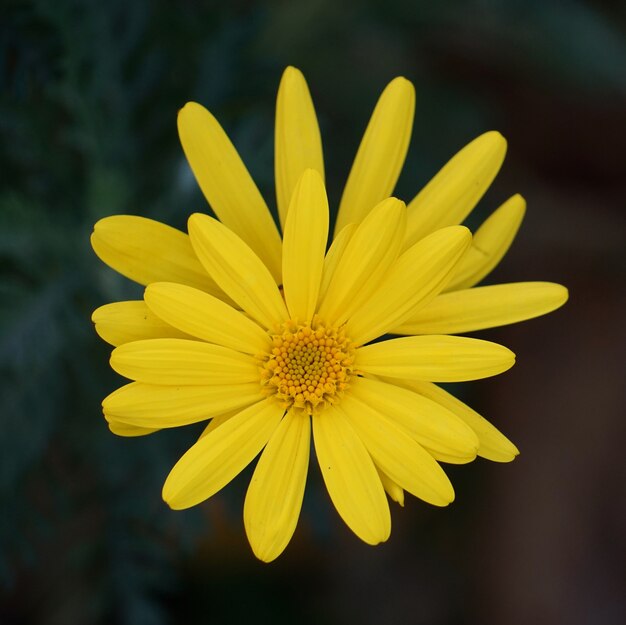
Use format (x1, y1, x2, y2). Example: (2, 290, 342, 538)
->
(260, 318, 355, 414)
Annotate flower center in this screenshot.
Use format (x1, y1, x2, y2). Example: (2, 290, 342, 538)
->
(260, 318, 355, 414)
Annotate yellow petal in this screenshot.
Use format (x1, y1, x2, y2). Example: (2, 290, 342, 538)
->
(188, 213, 288, 330)
(350, 376, 479, 461)
(356, 335, 515, 382)
(312, 406, 390, 545)
(335, 77, 415, 234)
(275, 66, 324, 229)
(103, 382, 263, 428)
(446, 194, 525, 291)
(107, 420, 160, 437)
(244, 409, 310, 562)
(377, 469, 404, 506)
(282, 170, 329, 321)
(91, 216, 222, 296)
(404, 131, 507, 247)
(162, 398, 284, 510)
(390, 379, 519, 462)
(317, 198, 406, 326)
(110, 338, 259, 385)
(394, 282, 569, 335)
(92, 301, 191, 347)
(144, 282, 270, 355)
(177, 102, 282, 281)
(318, 223, 357, 303)
(346, 226, 471, 345)
(340, 398, 454, 506)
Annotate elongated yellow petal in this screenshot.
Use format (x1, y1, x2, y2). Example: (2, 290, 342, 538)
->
(313, 406, 390, 545)
(107, 420, 160, 437)
(347, 226, 471, 345)
(377, 469, 404, 506)
(91, 216, 222, 295)
(318, 223, 357, 303)
(404, 131, 507, 247)
(188, 213, 288, 330)
(162, 398, 284, 510)
(245, 409, 310, 562)
(103, 382, 263, 427)
(350, 377, 479, 461)
(446, 194, 525, 291)
(317, 198, 406, 325)
(110, 338, 259, 385)
(177, 102, 282, 281)
(145, 282, 270, 355)
(282, 170, 329, 321)
(389, 378, 519, 462)
(335, 77, 415, 234)
(275, 67, 324, 229)
(92, 301, 191, 347)
(356, 335, 515, 382)
(340, 399, 454, 506)
(395, 282, 569, 335)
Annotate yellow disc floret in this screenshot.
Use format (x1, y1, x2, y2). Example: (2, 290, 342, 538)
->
(260, 317, 355, 414)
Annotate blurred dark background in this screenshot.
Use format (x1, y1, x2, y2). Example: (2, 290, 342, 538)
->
(1, 1, 625, 623)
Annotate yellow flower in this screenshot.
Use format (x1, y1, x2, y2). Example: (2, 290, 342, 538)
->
(91, 67, 568, 562)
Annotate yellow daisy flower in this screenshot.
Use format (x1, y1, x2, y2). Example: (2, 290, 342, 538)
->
(91, 67, 568, 562)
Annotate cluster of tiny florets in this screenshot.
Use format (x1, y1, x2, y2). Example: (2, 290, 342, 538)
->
(259, 317, 355, 414)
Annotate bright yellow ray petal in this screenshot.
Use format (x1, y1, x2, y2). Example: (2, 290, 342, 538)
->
(107, 420, 160, 437)
(394, 282, 569, 335)
(446, 194, 526, 291)
(335, 77, 415, 234)
(318, 223, 357, 303)
(91, 216, 223, 295)
(312, 406, 390, 545)
(404, 131, 507, 247)
(188, 213, 288, 330)
(244, 409, 310, 562)
(346, 226, 471, 345)
(356, 335, 515, 382)
(377, 469, 404, 506)
(103, 382, 263, 428)
(110, 338, 259, 385)
(339, 399, 454, 506)
(162, 398, 284, 510)
(275, 66, 324, 229)
(317, 198, 406, 326)
(282, 170, 329, 321)
(177, 102, 282, 281)
(144, 282, 270, 355)
(351, 376, 479, 461)
(389, 378, 519, 462)
(92, 301, 191, 347)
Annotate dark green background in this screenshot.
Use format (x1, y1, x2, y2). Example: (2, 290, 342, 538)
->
(2, 1, 625, 623)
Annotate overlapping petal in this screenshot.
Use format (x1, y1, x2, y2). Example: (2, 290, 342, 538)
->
(91, 215, 223, 295)
(335, 77, 415, 234)
(188, 213, 288, 329)
(162, 398, 284, 510)
(92, 301, 191, 347)
(313, 406, 391, 545)
(282, 169, 328, 321)
(178, 102, 282, 281)
(394, 282, 569, 335)
(245, 410, 310, 562)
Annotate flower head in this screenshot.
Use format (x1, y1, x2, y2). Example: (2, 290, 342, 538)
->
(91, 68, 567, 561)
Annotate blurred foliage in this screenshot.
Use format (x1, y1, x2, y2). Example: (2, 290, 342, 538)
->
(1, 0, 625, 624)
